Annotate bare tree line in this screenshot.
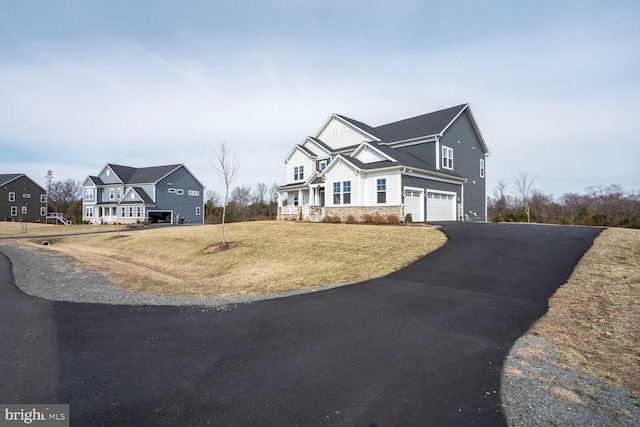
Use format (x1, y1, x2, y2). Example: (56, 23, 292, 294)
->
(204, 183, 280, 224)
(489, 172, 640, 228)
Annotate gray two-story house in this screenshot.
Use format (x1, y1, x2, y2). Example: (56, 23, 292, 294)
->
(277, 104, 490, 222)
(82, 164, 205, 225)
(0, 173, 47, 222)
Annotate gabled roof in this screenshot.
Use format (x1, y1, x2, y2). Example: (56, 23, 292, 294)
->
(106, 163, 183, 185)
(319, 142, 464, 181)
(334, 114, 381, 140)
(373, 104, 467, 143)
(284, 144, 318, 162)
(86, 176, 104, 186)
(125, 186, 154, 204)
(0, 173, 23, 186)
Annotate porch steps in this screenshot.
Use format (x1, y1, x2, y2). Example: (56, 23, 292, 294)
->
(47, 213, 70, 225)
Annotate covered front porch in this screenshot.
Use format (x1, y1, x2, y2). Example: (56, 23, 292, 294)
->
(87, 204, 149, 225)
(277, 183, 325, 221)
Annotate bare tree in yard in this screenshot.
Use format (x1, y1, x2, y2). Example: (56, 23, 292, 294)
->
(49, 178, 82, 222)
(210, 143, 240, 247)
(268, 182, 280, 218)
(512, 171, 538, 222)
(231, 185, 252, 221)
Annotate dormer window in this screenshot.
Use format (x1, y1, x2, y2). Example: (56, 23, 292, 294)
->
(294, 165, 304, 181)
(318, 160, 328, 171)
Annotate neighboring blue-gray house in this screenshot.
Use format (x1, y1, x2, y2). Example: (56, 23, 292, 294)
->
(82, 163, 205, 224)
(277, 104, 490, 222)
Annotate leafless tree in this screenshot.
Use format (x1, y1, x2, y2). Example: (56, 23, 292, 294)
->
(512, 171, 538, 222)
(210, 143, 240, 246)
(48, 178, 82, 222)
(254, 182, 268, 205)
(231, 185, 252, 220)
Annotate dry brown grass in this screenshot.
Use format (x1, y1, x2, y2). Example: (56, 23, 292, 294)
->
(0, 222, 122, 237)
(12, 221, 445, 298)
(530, 227, 640, 394)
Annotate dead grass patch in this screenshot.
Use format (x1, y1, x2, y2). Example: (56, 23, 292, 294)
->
(548, 386, 584, 405)
(530, 227, 640, 394)
(0, 222, 122, 237)
(13, 221, 445, 298)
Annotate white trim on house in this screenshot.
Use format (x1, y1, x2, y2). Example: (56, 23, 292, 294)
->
(403, 186, 424, 222)
(315, 114, 381, 143)
(426, 189, 457, 221)
(351, 142, 397, 163)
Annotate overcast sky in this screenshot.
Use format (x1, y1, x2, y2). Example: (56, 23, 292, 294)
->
(1, 1, 638, 199)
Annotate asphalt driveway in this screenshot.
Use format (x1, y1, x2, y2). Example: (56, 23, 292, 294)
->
(0, 223, 602, 426)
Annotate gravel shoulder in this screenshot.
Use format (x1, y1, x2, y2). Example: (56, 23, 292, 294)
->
(2, 239, 638, 426)
(0, 242, 345, 309)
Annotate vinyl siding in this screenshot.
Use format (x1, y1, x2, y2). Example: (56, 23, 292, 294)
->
(396, 140, 436, 166)
(325, 161, 360, 207)
(440, 111, 487, 220)
(402, 175, 462, 222)
(155, 166, 204, 224)
(317, 117, 374, 149)
(287, 149, 315, 184)
(353, 146, 390, 164)
(362, 171, 401, 206)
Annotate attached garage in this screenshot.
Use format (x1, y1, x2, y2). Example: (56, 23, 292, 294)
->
(403, 189, 424, 222)
(148, 210, 173, 224)
(426, 191, 456, 221)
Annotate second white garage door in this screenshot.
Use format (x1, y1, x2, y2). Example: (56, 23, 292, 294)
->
(426, 191, 456, 221)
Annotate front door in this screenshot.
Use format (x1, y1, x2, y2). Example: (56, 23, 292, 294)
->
(319, 189, 325, 207)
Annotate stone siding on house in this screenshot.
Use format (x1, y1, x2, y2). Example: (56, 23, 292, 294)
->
(325, 205, 403, 222)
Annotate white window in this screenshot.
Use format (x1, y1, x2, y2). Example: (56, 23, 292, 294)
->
(130, 193, 136, 200)
(41, 194, 46, 203)
(23, 193, 31, 198)
(342, 181, 351, 204)
(9, 192, 15, 202)
(188, 190, 200, 196)
(333, 182, 340, 204)
(480, 159, 485, 178)
(85, 206, 93, 217)
(21, 206, 27, 215)
(196, 207, 201, 215)
(106, 170, 110, 176)
(136, 207, 142, 217)
(109, 188, 115, 200)
(377, 178, 387, 204)
(168, 188, 176, 193)
(40, 207, 46, 216)
(11, 206, 17, 216)
(128, 207, 134, 217)
(331, 128, 339, 137)
(294, 166, 304, 181)
(85, 188, 94, 201)
(176, 189, 184, 195)
(319, 160, 328, 171)
(442, 146, 453, 170)
(116, 188, 121, 199)
(331, 181, 352, 205)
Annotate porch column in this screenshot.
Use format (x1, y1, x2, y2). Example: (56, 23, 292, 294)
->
(278, 192, 283, 207)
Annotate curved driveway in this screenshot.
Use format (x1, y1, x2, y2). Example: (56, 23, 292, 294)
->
(0, 223, 602, 426)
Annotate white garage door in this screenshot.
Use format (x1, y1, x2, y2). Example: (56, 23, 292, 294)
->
(403, 189, 424, 222)
(426, 191, 456, 221)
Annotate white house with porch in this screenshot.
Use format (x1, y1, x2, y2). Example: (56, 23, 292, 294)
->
(277, 104, 489, 222)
